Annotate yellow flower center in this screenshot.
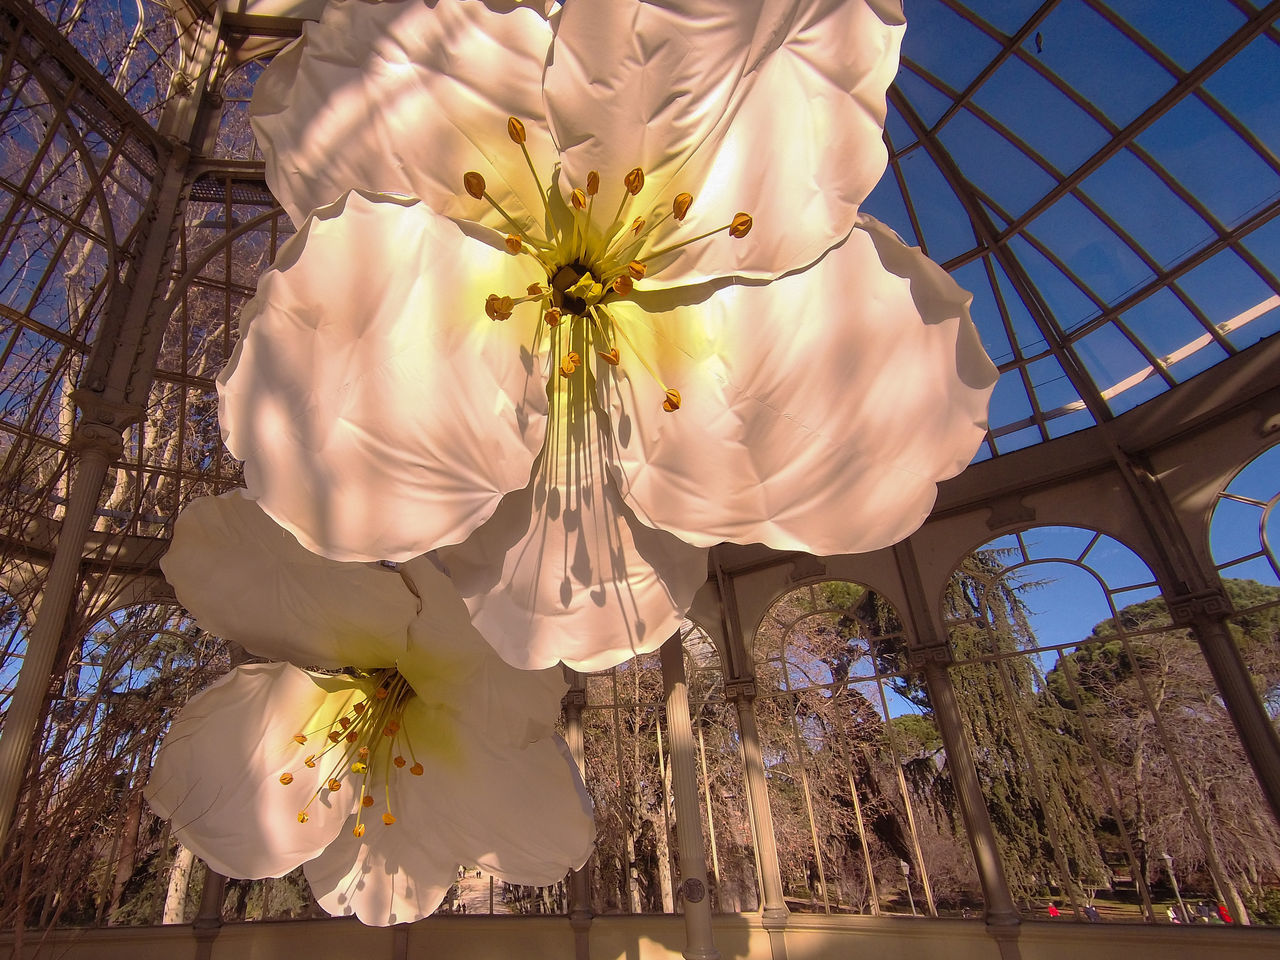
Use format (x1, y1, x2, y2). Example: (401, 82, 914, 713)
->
(278, 668, 424, 838)
(466, 117, 754, 413)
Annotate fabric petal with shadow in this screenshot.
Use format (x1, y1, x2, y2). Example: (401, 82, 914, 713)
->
(436, 382, 708, 671)
(160, 490, 413, 669)
(218, 190, 548, 563)
(144, 663, 357, 880)
(545, 0, 905, 287)
(252, 0, 557, 230)
(601, 214, 999, 557)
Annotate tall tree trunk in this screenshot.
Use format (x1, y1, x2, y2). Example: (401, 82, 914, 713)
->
(106, 780, 146, 924)
(162, 843, 196, 924)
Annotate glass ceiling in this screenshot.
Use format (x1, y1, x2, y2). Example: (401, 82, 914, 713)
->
(3, 0, 1279, 504)
(860, 0, 1280, 459)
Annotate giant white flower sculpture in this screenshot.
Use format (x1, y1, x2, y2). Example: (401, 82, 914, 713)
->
(144, 491, 595, 925)
(218, 0, 998, 670)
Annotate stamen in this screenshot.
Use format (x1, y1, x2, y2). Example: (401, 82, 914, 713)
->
(328, 779, 342, 792)
(297, 812, 309, 824)
(279, 773, 294, 785)
(642, 211, 753, 261)
(586, 171, 600, 196)
(673, 192, 693, 221)
(663, 388, 682, 412)
(607, 168, 645, 238)
(410, 763, 424, 777)
(559, 352, 581, 378)
(383, 813, 397, 825)
(627, 261, 646, 280)
(505, 235, 523, 254)
(463, 171, 548, 251)
(485, 294, 515, 322)
(293, 734, 307, 745)
(507, 116, 553, 225)
(393, 756, 407, 768)
(353, 823, 366, 838)
(544, 307, 563, 327)
(598, 347, 621, 366)
(612, 275, 633, 295)
(571, 189, 587, 211)
(363, 795, 375, 807)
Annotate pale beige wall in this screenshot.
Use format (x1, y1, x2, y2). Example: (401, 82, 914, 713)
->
(5, 915, 1280, 960)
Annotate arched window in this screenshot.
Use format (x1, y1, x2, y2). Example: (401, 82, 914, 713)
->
(580, 622, 755, 914)
(753, 580, 979, 917)
(946, 527, 1279, 925)
(8, 601, 226, 926)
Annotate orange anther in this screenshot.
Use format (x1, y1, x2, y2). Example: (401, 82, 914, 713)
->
(485, 294, 515, 322)
(624, 167, 645, 196)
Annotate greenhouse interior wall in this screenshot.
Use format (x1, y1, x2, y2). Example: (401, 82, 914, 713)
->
(1, 0, 1279, 958)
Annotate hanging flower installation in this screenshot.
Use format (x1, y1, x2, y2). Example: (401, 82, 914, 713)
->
(218, 0, 998, 670)
(145, 491, 594, 925)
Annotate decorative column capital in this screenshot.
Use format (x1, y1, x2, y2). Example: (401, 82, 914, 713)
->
(70, 390, 142, 463)
(724, 679, 757, 703)
(1168, 589, 1233, 626)
(561, 688, 587, 711)
(907, 643, 954, 670)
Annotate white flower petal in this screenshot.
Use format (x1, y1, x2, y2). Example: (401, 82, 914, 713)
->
(395, 556, 568, 745)
(436, 395, 707, 671)
(160, 491, 413, 667)
(218, 190, 548, 563)
(304, 812, 457, 926)
(545, 0, 904, 286)
(602, 214, 997, 556)
(409, 713, 595, 883)
(252, 0, 556, 228)
(144, 663, 357, 880)
(305, 702, 591, 923)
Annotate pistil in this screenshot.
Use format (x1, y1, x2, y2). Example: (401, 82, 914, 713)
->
(468, 118, 755, 413)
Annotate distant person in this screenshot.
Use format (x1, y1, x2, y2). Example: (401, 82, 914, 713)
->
(1084, 904, 1101, 922)
(1218, 903, 1233, 924)
(1166, 906, 1181, 924)
(1047, 903, 1060, 918)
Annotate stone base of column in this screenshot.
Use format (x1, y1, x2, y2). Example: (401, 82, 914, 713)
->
(569, 907, 592, 960)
